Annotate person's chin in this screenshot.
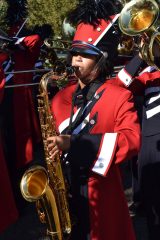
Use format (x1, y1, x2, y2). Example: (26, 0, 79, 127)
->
(80, 78, 91, 85)
(75, 71, 83, 79)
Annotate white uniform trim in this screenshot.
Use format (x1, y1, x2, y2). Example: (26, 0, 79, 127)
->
(73, 114, 90, 134)
(146, 93, 160, 105)
(3, 59, 11, 72)
(14, 37, 25, 44)
(5, 73, 14, 82)
(59, 99, 94, 134)
(93, 14, 120, 46)
(59, 117, 70, 134)
(58, 108, 81, 133)
(35, 62, 43, 67)
(146, 105, 160, 118)
(92, 133, 118, 176)
(118, 68, 133, 87)
(139, 66, 156, 75)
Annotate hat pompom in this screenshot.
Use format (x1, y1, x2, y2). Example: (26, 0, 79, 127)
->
(67, 0, 119, 26)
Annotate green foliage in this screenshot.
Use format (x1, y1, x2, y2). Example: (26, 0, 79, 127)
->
(26, 0, 78, 38)
(0, 0, 9, 32)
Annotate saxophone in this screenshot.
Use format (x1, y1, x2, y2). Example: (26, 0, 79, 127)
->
(20, 67, 74, 240)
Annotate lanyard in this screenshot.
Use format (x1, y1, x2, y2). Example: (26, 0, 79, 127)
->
(65, 81, 105, 134)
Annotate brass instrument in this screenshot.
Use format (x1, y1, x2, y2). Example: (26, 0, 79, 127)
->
(44, 38, 72, 50)
(40, 38, 72, 68)
(117, 34, 135, 55)
(118, 0, 160, 69)
(20, 67, 74, 239)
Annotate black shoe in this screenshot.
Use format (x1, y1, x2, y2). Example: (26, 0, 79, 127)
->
(128, 202, 136, 217)
(129, 202, 146, 217)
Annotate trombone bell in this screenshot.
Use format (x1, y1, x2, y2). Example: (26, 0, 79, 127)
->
(130, 10, 155, 32)
(119, 0, 159, 36)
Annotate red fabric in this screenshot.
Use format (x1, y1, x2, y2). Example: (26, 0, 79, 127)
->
(51, 81, 140, 240)
(114, 69, 160, 96)
(137, 70, 160, 82)
(0, 69, 5, 102)
(12, 35, 43, 168)
(0, 69, 18, 233)
(0, 53, 8, 67)
(73, 16, 116, 44)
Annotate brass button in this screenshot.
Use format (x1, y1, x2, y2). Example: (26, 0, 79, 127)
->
(99, 162, 104, 168)
(90, 119, 95, 125)
(95, 95, 100, 99)
(88, 38, 93, 42)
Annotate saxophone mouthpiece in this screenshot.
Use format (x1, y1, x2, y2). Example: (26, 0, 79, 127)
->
(65, 65, 75, 75)
(66, 65, 79, 75)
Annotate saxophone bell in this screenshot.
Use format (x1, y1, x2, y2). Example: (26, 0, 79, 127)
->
(20, 165, 63, 240)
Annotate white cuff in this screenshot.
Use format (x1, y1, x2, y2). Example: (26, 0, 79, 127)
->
(118, 68, 133, 87)
(92, 133, 118, 176)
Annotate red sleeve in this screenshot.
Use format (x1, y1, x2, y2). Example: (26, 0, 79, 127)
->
(136, 69, 160, 84)
(113, 75, 145, 96)
(91, 89, 141, 176)
(114, 90, 141, 164)
(114, 54, 146, 95)
(0, 68, 5, 103)
(22, 34, 43, 51)
(116, 54, 160, 96)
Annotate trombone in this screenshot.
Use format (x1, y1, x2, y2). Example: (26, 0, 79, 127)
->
(118, 0, 160, 69)
(4, 68, 51, 88)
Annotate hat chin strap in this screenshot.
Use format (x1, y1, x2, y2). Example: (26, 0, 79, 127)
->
(102, 51, 108, 58)
(87, 54, 106, 81)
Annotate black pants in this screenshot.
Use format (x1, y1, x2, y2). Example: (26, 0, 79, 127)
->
(139, 134, 160, 240)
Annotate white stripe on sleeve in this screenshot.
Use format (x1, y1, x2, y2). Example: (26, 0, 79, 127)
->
(59, 108, 81, 134)
(92, 133, 118, 176)
(146, 105, 160, 119)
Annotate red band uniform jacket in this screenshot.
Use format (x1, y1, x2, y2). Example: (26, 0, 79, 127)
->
(0, 68, 18, 233)
(51, 79, 140, 240)
(1, 35, 42, 168)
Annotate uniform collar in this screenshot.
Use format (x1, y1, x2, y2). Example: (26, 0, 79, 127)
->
(73, 79, 104, 107)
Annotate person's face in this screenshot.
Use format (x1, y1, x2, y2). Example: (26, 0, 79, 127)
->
(71, 52, 98, 87)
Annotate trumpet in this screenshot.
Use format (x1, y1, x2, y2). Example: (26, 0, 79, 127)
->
(118, 0, 160, 69)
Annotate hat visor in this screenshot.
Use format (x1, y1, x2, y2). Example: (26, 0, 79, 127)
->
(70, 46, 100, 56)
(70, 40, 103, 56)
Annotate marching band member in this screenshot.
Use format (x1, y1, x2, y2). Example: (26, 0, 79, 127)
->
(116, 51, 160, 239)
(113, 1, 160, 237)
(46, 1, 141, 239)
(0, 0, 44, 172)
(0, 67, 18, 233)
(0, 33, 43, 213)
(1, 34, 43, 169)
